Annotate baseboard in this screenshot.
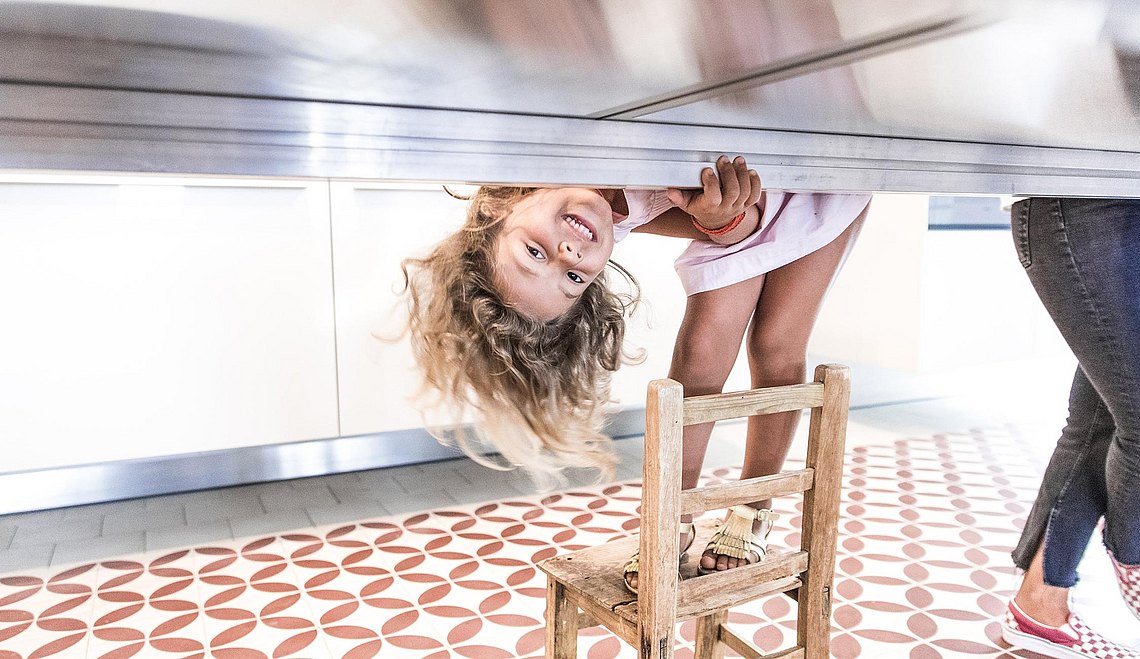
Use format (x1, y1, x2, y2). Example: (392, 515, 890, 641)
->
(0, 408, 647, 515)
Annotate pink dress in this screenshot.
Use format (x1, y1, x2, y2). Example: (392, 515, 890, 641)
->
(612, 190, 871, 295)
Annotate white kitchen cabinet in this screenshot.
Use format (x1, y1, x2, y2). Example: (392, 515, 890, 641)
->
(329, 184, 470, 436)
(0, 178, 340, 472)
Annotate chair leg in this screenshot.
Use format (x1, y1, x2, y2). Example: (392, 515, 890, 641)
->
(693, 609, 728, 659)
(546, 576, 578, 658)
(798, 582, 833, 659)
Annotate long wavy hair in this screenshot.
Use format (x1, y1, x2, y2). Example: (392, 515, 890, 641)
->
(401, 186, 640, 486)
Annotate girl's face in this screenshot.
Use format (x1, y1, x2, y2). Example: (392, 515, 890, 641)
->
(493, 188, 616, 321)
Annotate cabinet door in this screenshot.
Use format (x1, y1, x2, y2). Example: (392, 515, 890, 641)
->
(0, 179, 339, 472)
(330, 184, 469, 436)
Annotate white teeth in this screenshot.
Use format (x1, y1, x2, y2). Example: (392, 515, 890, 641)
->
(565, 216, 595, 241)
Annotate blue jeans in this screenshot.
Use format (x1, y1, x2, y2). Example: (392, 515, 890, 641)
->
(1010, 197, 1140, 587)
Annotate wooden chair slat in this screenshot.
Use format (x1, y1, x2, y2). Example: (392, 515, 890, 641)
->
(718, 625, 767, 659)
(682, 383, 824, 426)
(680, 469, 814, 516)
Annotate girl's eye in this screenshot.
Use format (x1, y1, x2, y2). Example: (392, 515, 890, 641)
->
(527, 245, 545, 260)
(567, 272, 585, 284)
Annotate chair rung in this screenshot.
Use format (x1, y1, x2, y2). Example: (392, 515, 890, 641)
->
(676, 568, 803, 620)
(680, 469, 814, 516)
(683, 382, 823, 425)
(720, 625, 806, 659)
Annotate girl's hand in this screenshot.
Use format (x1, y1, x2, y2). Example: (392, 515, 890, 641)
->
(666, 155, 762, 230)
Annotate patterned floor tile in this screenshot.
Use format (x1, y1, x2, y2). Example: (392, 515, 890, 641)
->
(4, 425, 1140, 658)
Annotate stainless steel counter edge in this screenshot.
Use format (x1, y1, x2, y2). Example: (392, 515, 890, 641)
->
(2, 84, 1139, 196)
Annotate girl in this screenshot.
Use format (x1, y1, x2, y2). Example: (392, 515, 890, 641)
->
(401, 156, 869, 589)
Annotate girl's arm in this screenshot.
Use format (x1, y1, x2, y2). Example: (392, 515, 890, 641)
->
(631, 206, 708, 239)
(632, 204, 762, 243)
(634, 155, 763, 245)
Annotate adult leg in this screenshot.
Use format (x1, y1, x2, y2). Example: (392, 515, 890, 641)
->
(1012, 367, 1113, 625)
(1009, 198, 1140, 622)
(703, 204, 867, 573)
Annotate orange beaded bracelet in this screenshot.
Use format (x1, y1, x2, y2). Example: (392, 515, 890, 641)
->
(692, 210, 747, 237)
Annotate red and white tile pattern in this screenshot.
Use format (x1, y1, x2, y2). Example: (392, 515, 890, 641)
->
(0, 427, 1128, 657)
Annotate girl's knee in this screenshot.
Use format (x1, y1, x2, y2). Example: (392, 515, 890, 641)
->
(746, 337, 807, 384)
(670, 334, 734, 394)
(748, 353, 807, 386)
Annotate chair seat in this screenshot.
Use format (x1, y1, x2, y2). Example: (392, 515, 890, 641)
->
(538, 517, 807, 624)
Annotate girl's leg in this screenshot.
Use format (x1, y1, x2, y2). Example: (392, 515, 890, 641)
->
(669, 275, 769, 493)
(704, 205, 867, 573)
(626, 274, 766, 591)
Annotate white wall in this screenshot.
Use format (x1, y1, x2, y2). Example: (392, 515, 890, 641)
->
(809, 193, 1067, 372)
(918, 229, 1067, 370)
(809, 193, 928, 370)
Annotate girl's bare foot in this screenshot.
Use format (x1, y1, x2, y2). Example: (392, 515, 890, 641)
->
(623, 523, 696, 593)
(698, 505, 778, 575)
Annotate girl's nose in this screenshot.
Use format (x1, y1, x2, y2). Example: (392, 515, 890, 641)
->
(559, 241, 582, 261)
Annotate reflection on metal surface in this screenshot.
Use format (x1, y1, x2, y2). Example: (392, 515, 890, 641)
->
(595, 8, 996, 119)
(0, 0, 1137, 190)
(0, 0, 974, 115)
(1113, 1, 1140, 113)
(641, 0, 1140, 152)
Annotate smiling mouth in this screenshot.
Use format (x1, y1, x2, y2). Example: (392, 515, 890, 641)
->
(564, 214, 597, 242)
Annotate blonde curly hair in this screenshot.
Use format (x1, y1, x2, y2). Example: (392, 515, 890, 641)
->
(401, 187, 640, 485)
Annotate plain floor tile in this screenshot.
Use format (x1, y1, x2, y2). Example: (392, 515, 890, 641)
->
(229, 509, 316, 540)
(11, 516, 103, 547)
(0, 542, 54, 572)
(61, 499, 145, 520)
(1, 508, 64, 529)
(258, 487, 338, 512)
(102, 505, 185, 535)
(384, 464, 446, 494)
(141, 494, 192, 518)
(350, 471, 418, 499)
(183, 497, 265, 525)
(52, 532, 145, 566)
(145, 520, 232, 551)
(305, 501, 391, 527)
(375, 490, 459, 515)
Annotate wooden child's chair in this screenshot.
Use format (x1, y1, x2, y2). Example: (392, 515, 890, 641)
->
(538, 364, 850, 659)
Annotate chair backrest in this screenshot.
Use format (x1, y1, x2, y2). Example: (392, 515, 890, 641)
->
(637, 363, 850, 659)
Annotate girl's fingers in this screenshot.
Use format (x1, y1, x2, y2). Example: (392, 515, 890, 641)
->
(717, 156, 740, 204)
(733, 157, 752, 205)
(744, 170, 762, 208)
(701, 166, 722, 207)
